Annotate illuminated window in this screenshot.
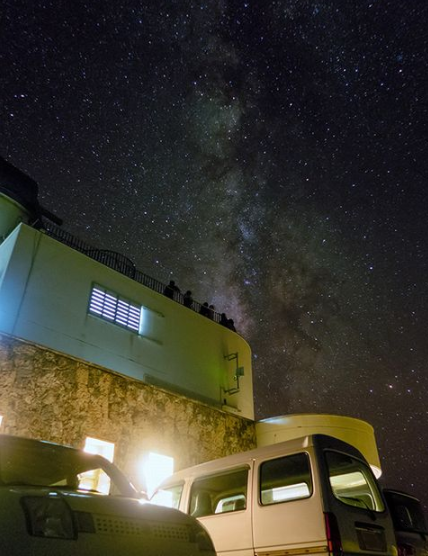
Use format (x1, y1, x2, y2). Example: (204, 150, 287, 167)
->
(0, 415, 3, 428)
(84, 437, 115, 462)
(89, 285, 141, 332)
(141, 452, 174, 498)
(260, 453, 312, 505)
(81, 437, 115, 494)
(326, 450, 384, 512)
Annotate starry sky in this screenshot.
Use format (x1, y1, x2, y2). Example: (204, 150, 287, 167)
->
(2, 0, 428, 507)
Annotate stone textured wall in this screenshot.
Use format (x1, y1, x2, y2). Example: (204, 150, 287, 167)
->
(0, 333, 256, 487)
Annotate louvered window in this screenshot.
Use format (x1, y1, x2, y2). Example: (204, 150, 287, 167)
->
(89, 285, 141, 332)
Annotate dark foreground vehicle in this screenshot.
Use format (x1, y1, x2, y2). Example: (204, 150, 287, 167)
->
(384, 489, 428, 556)
(0, 434, 216, 556)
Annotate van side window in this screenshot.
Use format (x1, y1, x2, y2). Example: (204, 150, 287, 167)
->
(260, 453, 312, 505)
(151, 483, 183, 509)
(325, 451, 385, 512)
(189, 468, 249, 518)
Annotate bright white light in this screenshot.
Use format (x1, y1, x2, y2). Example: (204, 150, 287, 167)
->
(139, 307, 145, 333)
(81, 437, 116, 494)
(151, 489, 175, 507)
(84, 437, 115, 462)
(141, 452, 174, 498)
(0, 415, 3, 428)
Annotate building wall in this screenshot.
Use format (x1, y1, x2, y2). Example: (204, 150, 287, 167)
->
(0, 333, 256, 488)
(0, 224, 254, 419)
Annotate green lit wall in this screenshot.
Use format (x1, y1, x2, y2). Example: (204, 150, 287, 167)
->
(0, 224, 254, 419)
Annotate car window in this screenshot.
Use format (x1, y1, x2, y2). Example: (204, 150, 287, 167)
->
(0, 436, 133, 496)
(151, 484, 183, 509)
(326, 450, 384, 512)
(189, 468, 249, 517)
(260, 452, 312, 505)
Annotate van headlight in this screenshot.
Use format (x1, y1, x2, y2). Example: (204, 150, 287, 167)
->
(189, 522, 215, 552)
(22, 496, 76, 539)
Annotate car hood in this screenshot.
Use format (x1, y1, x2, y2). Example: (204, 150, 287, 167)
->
(8, 485, 182, 523)
(6, 485, 195, 533)
(0, 485, 215, 556)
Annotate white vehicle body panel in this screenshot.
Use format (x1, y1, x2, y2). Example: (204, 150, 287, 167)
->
(153, 435, 397, 556)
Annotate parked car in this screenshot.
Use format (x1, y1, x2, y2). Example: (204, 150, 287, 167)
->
(151, 434, 397, 556)
(0, 434, 216, 556)
(384, 489, 428, 556)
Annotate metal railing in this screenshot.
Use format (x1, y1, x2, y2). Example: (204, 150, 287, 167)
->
(43, 222, 229, 326)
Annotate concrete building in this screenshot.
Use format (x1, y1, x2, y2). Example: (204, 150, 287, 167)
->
(0, 157, 382, 489)
(0, 222, 254, 419)
(0, 157, 256, 488)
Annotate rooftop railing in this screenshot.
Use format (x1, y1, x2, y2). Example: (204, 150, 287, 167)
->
(43, 221, 229, 327)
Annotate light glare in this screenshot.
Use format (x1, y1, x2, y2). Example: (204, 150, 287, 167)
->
(141, 452, 174, 497)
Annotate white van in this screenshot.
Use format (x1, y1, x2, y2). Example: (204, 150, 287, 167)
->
(152, 434, 397, 556)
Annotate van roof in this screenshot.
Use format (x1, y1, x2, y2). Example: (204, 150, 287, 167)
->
(159, 434, 362, 487)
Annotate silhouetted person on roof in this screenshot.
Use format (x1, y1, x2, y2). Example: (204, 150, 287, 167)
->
(164, 280, 178, 299)
(227, 319, 236, 332)
(220, 313, 229, 327)
(207, 304, 215, 319)
(199, 302, 209, 316)
(183, 290, 193, 308)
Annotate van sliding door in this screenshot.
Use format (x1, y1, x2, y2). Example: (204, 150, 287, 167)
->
(252, 450, 327, 556)
(188, 466, 253, 556)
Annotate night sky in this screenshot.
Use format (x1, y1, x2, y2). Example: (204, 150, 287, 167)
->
(2, 1, 428, 507)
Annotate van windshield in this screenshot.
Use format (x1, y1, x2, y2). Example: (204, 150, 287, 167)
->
(151, 484, 183, 509)
(325, 451, 385, 512)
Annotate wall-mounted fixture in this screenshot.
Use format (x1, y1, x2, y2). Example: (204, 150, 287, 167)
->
(223, 352, 245, 395)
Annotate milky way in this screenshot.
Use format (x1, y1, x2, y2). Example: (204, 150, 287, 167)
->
(2, 0, 428, 506)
